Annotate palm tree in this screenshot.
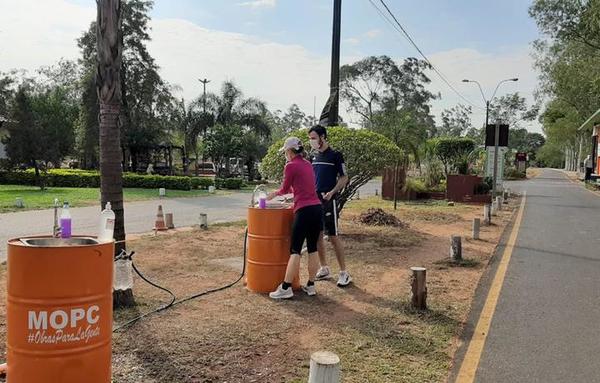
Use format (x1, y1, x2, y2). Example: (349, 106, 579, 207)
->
(203, 81, 270, 177)
(97, 0, 133, 307)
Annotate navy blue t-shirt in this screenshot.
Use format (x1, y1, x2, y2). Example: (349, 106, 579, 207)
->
(312, 148, 346, 193)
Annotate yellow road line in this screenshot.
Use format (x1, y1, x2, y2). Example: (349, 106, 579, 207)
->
(455, 192, 527, 383)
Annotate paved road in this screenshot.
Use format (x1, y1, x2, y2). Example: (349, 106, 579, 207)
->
(0, 180, 380, 262)
(455, 169, 600, 382)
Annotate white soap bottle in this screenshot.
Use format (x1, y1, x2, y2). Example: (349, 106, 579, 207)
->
(98, 202, 115, 242)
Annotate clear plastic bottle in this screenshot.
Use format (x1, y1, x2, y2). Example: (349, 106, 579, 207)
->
(114, 258, 134, 291)
(60, 201, 72, 239)
(98, 202, 115, 242)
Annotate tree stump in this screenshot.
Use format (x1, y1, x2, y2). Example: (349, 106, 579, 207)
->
(472, 218, 480, 240)
(410, 267, 427, 310)
(308, 351, 340, 383)
(450, 235, 462, 261)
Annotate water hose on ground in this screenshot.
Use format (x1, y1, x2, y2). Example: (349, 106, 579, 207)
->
(113, 227, 248, 332)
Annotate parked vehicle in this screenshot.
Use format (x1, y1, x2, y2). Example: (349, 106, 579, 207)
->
(197, 162, 217, 177)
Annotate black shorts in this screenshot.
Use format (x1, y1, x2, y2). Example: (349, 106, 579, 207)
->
(290, 204, 323, 255)
(319, 194, 339, 236)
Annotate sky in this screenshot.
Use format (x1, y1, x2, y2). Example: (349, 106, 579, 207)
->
(0, 0, 542, 132)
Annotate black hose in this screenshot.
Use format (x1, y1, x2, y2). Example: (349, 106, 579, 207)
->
(113, 227, 248, 332)
(170, 227, 248, 308)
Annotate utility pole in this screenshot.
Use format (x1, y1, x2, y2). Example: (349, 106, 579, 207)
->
(198, 78, 210, 113)
(328, 0, 342, 127)
(492, 122, 500, 197)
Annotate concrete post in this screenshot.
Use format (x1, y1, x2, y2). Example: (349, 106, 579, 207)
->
(451, 235, 462, 261)
(473, 218, 480, 240)
(308, 351, 340, 383)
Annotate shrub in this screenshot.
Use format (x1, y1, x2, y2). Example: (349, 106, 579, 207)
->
(404, 178, 427, 193)
(215, 178, 244, 189)
(190, 177, 215, 190)
(474, 182, 491, 195)
(0, 169, 194, 190)
(504, 168, 526, 180)
(261, 126, 402, 212)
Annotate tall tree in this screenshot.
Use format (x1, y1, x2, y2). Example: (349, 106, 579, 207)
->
(80, 0, 175, 172)
(204, 81, 271, 177)
(96, 0, 131, 305)
(438, 104, 473, 137)
(340, 55, 437, 128)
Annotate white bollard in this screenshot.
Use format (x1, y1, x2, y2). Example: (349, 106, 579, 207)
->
(208, 185, 216, 193)
(199, 213, 208, 229)
(484, 204, 491, 225)
(496, 196, 503, 211)
(15, 197, 24, 208)
(159, 188, 166, 198)
(473, 218, 480, 240)
(491, 201, 498, 216)
(308, 351, 340, 383)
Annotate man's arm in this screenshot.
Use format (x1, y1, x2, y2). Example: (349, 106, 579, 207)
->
(323, 151, 348, 200)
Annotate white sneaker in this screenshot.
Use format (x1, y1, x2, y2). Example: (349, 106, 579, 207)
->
(337, 271, 353, 287)
(301, 284, 316, 296)
(315, 266, 331, 280)
(269, 284, 293, 299)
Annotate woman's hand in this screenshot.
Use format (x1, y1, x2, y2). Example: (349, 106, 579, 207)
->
(267, 191, 278, 201)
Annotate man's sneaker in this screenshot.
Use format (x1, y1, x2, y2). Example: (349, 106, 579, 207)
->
(302, 284, 317, 296)
(269, 284, 293, 299)
(315, 266, 331, 280)
(337, 271, 353, 287)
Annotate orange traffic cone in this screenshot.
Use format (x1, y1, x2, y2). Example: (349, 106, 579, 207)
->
(154, 205, 167, 231)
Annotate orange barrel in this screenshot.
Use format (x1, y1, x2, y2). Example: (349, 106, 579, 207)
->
(246, 207, 300, 293)
(6, 236, 114, 383)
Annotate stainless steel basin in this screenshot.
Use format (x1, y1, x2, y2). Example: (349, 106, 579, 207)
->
(20, 237, 99, 247)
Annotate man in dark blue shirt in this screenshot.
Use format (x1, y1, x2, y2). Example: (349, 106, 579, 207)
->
(308, 125, 352, 287)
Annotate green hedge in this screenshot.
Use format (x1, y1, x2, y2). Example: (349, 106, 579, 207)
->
(190, 177, 215, 190)
(0, 169, 247, 190)
(215, 178, 244, 190)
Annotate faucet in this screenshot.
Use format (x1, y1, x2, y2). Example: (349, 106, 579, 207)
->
(53, 198, 61, 238)
(250, 185, 267, 207)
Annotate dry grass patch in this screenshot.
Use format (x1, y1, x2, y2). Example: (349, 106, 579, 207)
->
(0, 196, 520, 382)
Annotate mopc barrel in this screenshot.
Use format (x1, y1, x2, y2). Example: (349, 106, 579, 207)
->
(247, 207, 300, 293)
(7, 236, 114, 383)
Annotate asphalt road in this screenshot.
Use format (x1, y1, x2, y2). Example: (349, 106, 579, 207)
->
(0, 180, 381, 262)
(455, 169, 600, 382)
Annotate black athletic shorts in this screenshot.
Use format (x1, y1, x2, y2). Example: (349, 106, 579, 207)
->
(319, 194, 339, 236)
(290, 204, 323, 255)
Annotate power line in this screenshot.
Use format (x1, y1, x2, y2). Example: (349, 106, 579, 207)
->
(367, 0, 485, 111)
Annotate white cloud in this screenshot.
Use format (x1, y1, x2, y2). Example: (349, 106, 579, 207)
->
(238, 0, 277, 9)
(148, 18, 331, 115)
(365, 29, 382, 39)
(0, 0, 95, 73)
(0, 0, 541, 132)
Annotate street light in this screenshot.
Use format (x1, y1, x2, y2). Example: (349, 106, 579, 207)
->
(462, 77, 519, 199)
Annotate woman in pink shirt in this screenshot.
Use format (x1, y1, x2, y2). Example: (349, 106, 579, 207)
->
(267, 137, 323, 299)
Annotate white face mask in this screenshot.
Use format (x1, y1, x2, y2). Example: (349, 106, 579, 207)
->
(309, 138, 321, 150)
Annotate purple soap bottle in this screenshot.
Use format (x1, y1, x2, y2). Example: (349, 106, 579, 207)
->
(60, 201, 72, 239)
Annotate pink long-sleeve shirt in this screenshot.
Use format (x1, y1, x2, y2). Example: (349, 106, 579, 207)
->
(276, 155, 321, 212)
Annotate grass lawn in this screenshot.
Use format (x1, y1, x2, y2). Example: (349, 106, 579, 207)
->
(0, 185, 215, 213)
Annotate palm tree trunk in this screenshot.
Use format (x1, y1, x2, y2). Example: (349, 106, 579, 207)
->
(97, 0, 134, 307)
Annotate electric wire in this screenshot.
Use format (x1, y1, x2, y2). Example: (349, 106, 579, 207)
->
(366, 0, 485, 111)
